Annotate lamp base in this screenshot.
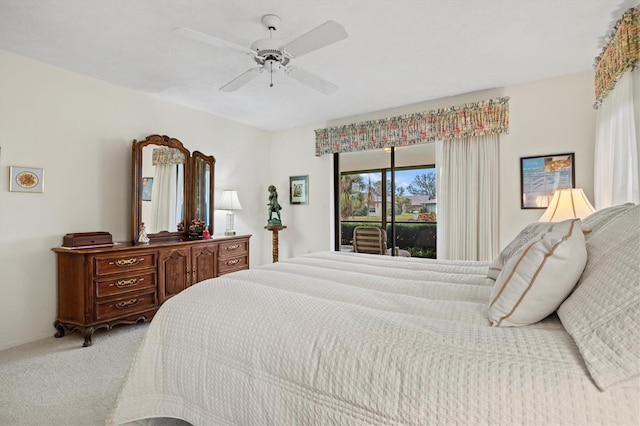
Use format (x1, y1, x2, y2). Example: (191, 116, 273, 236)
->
(225, 212, 236, 236)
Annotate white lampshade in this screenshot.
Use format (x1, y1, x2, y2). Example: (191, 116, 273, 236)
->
(218, 190, 243, 211)
(538, 188, 595, 222)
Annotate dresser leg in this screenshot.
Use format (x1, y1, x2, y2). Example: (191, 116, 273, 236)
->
(53, 321, 94, 346)
(53, 320, 66, 338)
(83, 327, 94, 347)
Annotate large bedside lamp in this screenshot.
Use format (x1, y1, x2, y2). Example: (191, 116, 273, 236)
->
(218, 190, 243, 235)
(538, 188, 595, 222)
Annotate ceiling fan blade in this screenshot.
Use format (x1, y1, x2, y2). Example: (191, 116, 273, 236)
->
(219, 67, 262, 92)
(173, 27, 253, 55)
(283, 20, 348, 58)
(286, 67, 338, 94)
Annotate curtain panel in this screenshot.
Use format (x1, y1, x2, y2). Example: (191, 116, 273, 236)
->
(594, 69, 640, 208)
(149, 163, 180, 234)
(436, 135, 500, 261)
(315, 97, 509, 156)
(594, 6, 639, 108)
(593, 6, 640, 208)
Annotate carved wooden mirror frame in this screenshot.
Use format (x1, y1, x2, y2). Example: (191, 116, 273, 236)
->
(131, 134, 215, 243)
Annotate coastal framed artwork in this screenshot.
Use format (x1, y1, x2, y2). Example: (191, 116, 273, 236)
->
(520, 153, 574, 209)
(289, 175, 308, 205)
(9, 166, 44, 193)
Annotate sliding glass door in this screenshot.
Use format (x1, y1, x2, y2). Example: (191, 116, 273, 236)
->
(336, 144, 437, 258)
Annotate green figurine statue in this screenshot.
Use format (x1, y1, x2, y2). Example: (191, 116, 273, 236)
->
(267, 185, 282, 225)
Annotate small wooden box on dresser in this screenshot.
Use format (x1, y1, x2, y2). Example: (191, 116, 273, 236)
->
(52, 234, 251, 347)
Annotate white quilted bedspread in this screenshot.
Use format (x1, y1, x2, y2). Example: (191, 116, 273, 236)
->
(109, 252, 639, 425)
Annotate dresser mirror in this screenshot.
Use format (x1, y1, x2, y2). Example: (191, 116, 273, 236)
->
(131, 134, 216, 243)
(193, 151, 215, 228)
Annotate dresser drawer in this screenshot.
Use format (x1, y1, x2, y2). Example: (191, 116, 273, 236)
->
(218, 239, 248, 259)
(94, 290, 158, 321)
(94, 252, 156, 276)
(95, 271, 156, 298)
(217, 255, 248, 276)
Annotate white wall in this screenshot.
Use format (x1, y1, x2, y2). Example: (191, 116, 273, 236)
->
(0, 51, 271, 350)
(266, 126, 334, 263)
(499, 72, 596, 246)
(270, 71, 596, 257)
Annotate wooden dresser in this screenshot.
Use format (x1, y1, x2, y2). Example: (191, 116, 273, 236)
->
(52, 234, 250, 346)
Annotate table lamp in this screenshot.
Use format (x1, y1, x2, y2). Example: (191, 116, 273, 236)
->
(218, 190, 243, 235)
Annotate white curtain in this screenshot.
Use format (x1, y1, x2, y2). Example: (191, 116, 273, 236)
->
(149, 164, 178, 234)
(148, 163, 184, 234)
(594, 69, 640, 208)
(436, 134, 500, 261)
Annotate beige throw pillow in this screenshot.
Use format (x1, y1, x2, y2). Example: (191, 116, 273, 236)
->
(488, 219, 587, 327)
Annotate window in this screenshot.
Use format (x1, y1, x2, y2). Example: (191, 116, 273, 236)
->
(340, 171, 383, 222)
(340, 165, 437, 258)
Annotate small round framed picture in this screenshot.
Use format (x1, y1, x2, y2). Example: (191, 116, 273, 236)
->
(9, 166, 44, 193)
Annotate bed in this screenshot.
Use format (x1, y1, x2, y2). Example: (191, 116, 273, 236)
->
(109, 204, 639, 425)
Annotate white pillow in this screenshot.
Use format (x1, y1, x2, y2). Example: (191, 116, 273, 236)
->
(558, 204, 639, 390)
(581, 202, 635, 240)
(488, 219, 587, 327)
(487, 221, 563, 280)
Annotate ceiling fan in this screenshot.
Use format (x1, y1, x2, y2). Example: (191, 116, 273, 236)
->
(174, 14, 348, 94)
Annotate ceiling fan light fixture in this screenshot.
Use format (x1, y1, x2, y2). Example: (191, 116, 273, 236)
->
(264, 59, 280, 72)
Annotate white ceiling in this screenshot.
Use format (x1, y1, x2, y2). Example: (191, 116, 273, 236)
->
(0, 0, 635, 131)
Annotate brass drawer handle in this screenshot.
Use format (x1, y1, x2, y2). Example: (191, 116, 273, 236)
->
(114, 298, 140, 309)
(225, 259, 240, 266)
(110, 257, 144, 267)
(112, 278, 143, 288)
(225, 244, 241, 251)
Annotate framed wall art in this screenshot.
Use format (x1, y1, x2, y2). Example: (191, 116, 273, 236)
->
(9, 166, 44, 193)
(520, 153, 574, 209)
(141, 177, 153, 201)
(289, 175, 308, 205)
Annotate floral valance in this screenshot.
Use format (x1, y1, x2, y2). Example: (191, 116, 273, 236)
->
(152, 147, 185, 165)
(314, 97, 509, 156)
(594, 6, 639, 108)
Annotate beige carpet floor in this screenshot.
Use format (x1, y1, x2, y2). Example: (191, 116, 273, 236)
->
(0, 323, 149, 425)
